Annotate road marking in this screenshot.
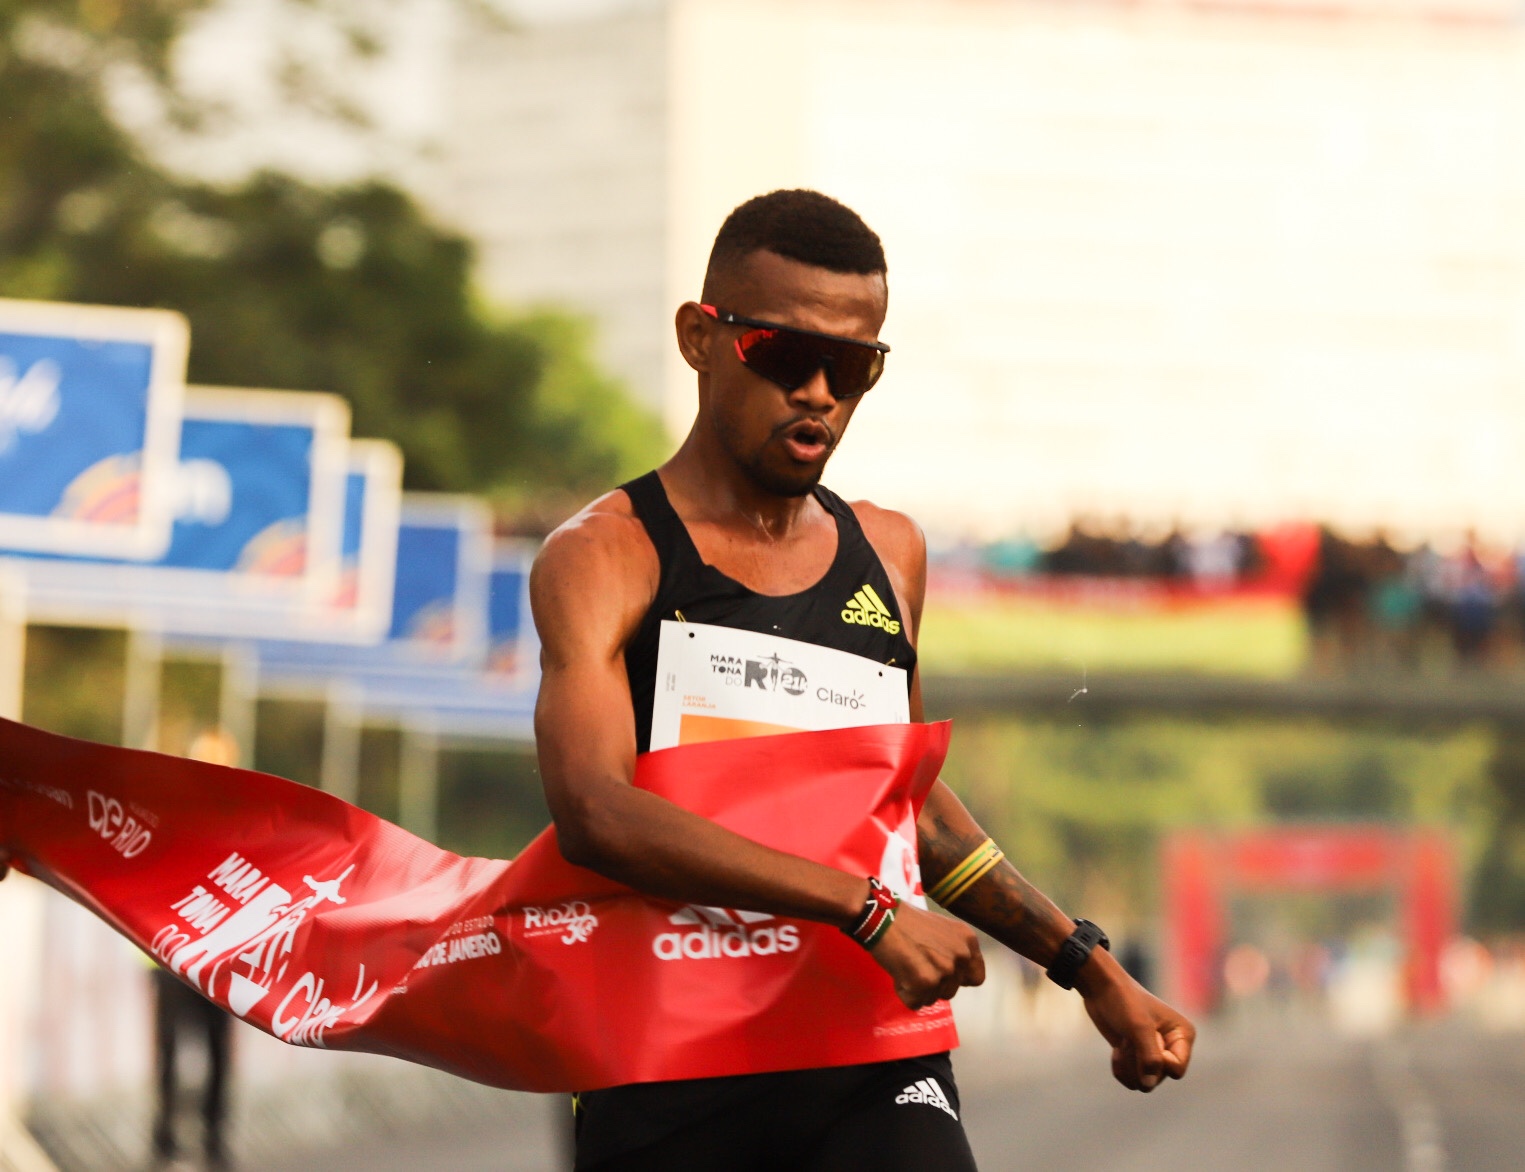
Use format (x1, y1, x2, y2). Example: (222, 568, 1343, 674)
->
(1373, 1040, 1448, 1172)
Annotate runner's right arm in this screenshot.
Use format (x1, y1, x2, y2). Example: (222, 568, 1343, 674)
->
(530, 496, 983, 1008)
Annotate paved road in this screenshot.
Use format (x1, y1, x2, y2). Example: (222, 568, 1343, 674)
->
(255, 1019, 1524, 1170)
(960, 1016, 1525, 1171)
(963, 1023, 1397, 1172)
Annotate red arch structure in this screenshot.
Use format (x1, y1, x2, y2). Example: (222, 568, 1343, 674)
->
(1163, 826, 1456, 1015)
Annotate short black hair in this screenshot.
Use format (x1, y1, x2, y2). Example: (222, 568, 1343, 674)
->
(704, 190, 886, 293)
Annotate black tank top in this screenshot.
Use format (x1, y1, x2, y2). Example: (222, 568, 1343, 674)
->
(621, 470, 917, 754)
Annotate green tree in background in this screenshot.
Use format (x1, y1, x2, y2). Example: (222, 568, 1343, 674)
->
(1469, 728, 1525, 934)
(941, 714, 1496, 936)
(0, 0, 666, 503)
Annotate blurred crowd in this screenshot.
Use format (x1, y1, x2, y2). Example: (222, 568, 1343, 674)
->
(935, 520, 1525, 671)
(1220, 933, 1525, 1033)
(1302, 529, 1523, 671)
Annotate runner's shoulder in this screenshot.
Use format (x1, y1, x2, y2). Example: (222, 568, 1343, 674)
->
(846, 498, 926, 578)
(532, 488, 659, 607)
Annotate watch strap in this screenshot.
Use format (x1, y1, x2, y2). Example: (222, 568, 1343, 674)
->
(1045, 918, 1110, 990)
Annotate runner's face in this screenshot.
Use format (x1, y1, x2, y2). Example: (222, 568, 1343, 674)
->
(702, 251, 887, 498)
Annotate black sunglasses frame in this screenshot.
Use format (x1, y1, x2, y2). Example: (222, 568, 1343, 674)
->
(698, 304, 890, 399)
(700, 305, 891, 354)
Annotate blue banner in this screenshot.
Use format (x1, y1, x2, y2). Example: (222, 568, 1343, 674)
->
(385, 498, 492, 653)
(161, 414, 317, 574)
(8, 388, 350, 637)
(329, 440, 402, 643)
(252, 515, 539, 741)
(254, 494, 493, 674)
(350, 543, 539, 727)
(487, 543, 537, 676)
(0, 299, 186, 559)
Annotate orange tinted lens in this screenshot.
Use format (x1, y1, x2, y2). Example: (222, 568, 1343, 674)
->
(735, 329, 883, 398)
(824, 345, 884, 399)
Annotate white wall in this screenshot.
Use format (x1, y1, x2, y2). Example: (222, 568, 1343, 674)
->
(127, 0, 1525, 536)
(127, 0, 674, 410)
(435, 2, 671, 409)
(127, 0, 454, 191)
(670, 0, 1525, 541)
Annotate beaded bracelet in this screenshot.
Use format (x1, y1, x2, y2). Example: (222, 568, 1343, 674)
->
(844, 876, 900, 949)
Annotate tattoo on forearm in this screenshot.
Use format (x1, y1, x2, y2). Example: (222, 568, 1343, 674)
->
(918, 812, 1072, 966)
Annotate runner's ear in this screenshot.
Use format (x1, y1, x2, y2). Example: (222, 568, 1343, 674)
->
(674, 302, 713, 375)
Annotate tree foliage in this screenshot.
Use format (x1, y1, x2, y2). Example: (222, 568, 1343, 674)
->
(941, 714, 1496, 934)
(0, 0, 665, 502)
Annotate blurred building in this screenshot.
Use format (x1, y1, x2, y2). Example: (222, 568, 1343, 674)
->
(429, 2, 670, 420)
(165, 0, 1525, 541)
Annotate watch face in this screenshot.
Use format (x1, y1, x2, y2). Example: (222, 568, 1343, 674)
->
(1077, 918, 1109, 950)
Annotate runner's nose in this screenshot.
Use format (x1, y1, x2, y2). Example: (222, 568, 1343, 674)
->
(788, 365, 836, 410)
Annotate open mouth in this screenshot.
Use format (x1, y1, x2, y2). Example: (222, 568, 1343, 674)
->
(779, 419, 833, 463)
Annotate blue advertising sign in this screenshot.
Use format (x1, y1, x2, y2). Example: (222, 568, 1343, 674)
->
(386, 496, 492, 655)
(0, 298, 187, 559)
(348, 542, 540, 733)
(253, 494, 493, 677)
(10, 388, 350, 636)
(487, 542, 537, 676)
(328, 440, 402, 644)
(252, 505, 539, 741)
(233, 437, 402, 645)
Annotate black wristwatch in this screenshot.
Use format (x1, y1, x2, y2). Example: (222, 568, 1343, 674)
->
(1045, 919, 1110, 990)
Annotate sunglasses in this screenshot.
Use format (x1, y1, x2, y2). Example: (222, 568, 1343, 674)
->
(699, 304, 889, 400)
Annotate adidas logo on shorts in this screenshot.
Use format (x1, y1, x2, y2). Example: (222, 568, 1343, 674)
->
(895, 1077, 957, 1120)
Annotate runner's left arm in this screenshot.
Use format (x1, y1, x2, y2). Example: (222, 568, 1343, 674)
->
(859, 501, 1195, 1094)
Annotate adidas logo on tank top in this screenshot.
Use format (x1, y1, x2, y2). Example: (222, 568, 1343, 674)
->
(841, 583, 901, 635)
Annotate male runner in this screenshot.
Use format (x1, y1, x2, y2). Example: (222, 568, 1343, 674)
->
(531, 190, 1195, 1170)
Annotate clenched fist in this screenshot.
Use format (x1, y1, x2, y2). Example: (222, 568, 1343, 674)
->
(868, 904, 985, 1009)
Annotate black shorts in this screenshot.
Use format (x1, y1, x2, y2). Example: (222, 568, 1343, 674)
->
(574, 1051, 978, 1171)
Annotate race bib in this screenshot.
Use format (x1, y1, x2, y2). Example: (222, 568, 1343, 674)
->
(650, 620, 909, 750)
